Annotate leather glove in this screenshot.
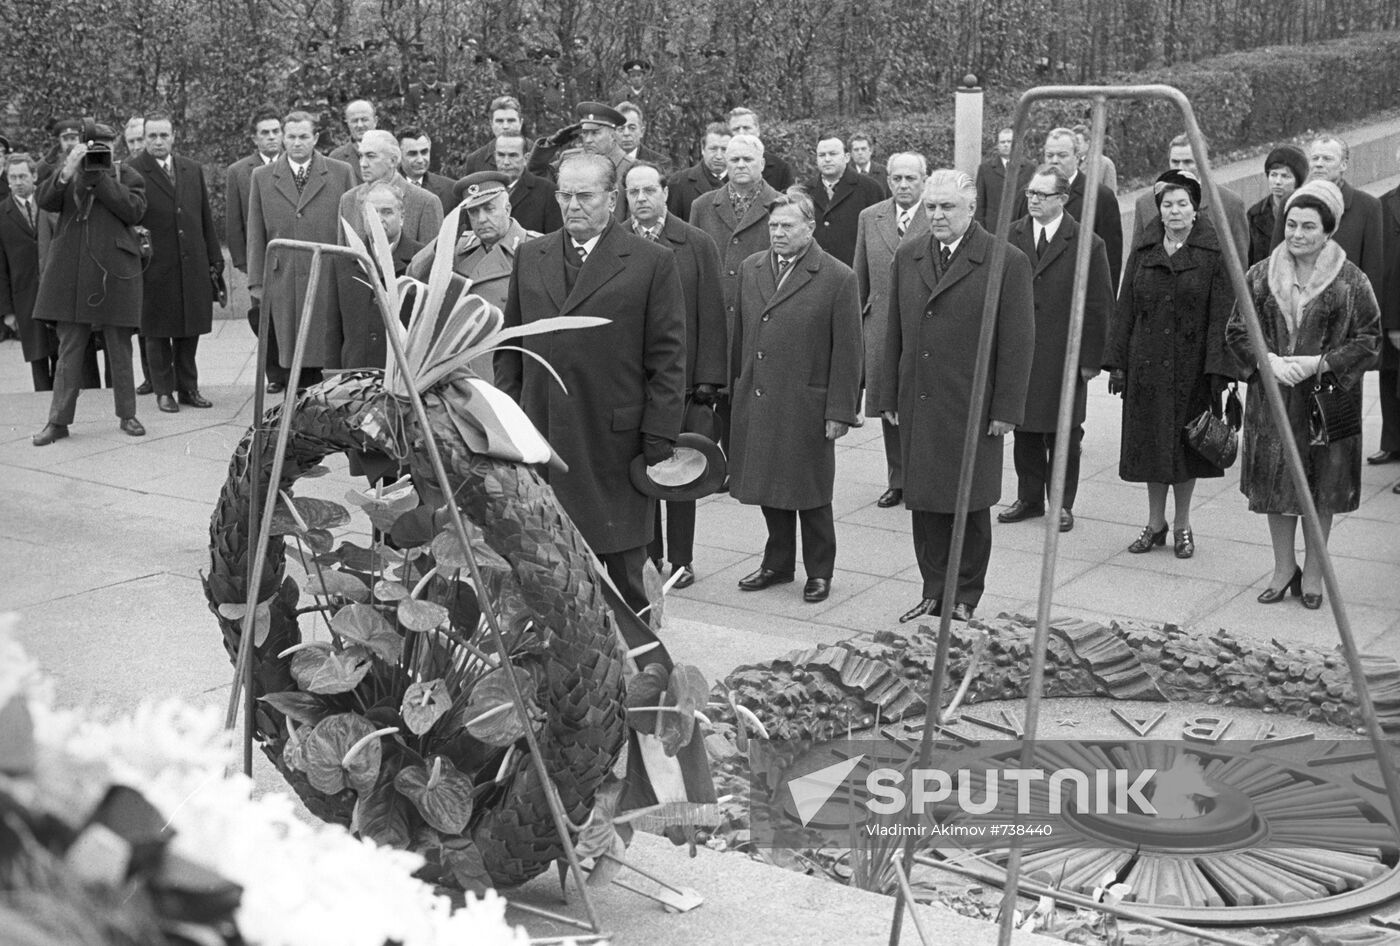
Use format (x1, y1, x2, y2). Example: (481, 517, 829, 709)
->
(691, 383, 718, 406)
(543, 123, 582, 149)
(643, 435, 675, 465)
(1107, 369, 1126, 396)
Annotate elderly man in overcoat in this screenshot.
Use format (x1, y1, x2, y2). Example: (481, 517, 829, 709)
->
(339, 130, 443, 246)
(689, 134, 783, 454)
(31, 123, 148, 445)
(730, 191, 863, 604)
(853, 152, 930, 509)
(247, 110, 356, 389)
(624, 162, 727, 588)
(809, 133, 886, 267)
(1001, 164, 1114, 533)
(879, 169, 1035, 622)
(496, 154, 687, 614)
(131, 111, 223, 413)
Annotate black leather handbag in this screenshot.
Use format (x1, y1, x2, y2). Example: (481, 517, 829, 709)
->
(1184, 383, 1242, 469)
(1308, 371, 1361, 446)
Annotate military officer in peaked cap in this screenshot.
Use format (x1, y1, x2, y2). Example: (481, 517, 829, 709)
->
(528, 102, 636, 220)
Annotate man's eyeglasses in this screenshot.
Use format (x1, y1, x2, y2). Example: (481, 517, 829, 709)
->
(1024, 189, 1064, 202)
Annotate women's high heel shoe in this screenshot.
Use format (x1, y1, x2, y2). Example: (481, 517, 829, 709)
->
(1257, 567, 1302, 604)
(1127, 524, 1168, 553)
(1301, 588, 1324, 610)
(1174, 527, 1195, 559)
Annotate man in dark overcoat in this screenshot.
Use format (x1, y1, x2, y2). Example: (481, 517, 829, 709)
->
(689, 134, 783, 454)
(1014, 128, 1122, 288)
(974, 127, 1034, 232)
(496, 154, 687, 614)
(853, 152, 930, 509)
(667, 123, 730, 223)
(0, 153, 62, 390)
(131, 112, 223, 413)
(624, 162, 727, 589)
(808, 134, 887, 267)
(1380, 164, 1400, 482)
(225, 106, 284, 391)
(494, 135, 563, 234)
(398, 127, 457, 213)
(1001, 165, 1114, 533)
(31, 123, 148, 445)
(729, 192, 862, 604)
(247, 110, 356, 389)
(879, 170, 1035, 622)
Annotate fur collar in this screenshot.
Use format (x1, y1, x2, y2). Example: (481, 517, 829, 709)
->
(1267, 239, 1346, 320)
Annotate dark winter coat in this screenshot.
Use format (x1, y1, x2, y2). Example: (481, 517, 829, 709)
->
(33, 163, 147, 329)
(729, 239, 863, 510)
(973, 154, 1034, 232)
(809, 165, 887, 267)
(1105, 217, 1242, 483)
(1133, 184, 1250, 271)
(1246, 196, 1279, 269)
(497, 224, 687, 554)
(508, 171, 563, 234)
(644, 212, 727, 390)
(224, 152, 271, 272)
(246, 153, 357, 368)
(1007, 213, 1114, 432)
(1227, 246, 1379, 515)
(325, 233, 422, 370)
(877, 223, 1036, 512)
(1379, 184, 1400, 374)
(1014, 171, 1122, 288)
(853, 198, 930, 411)
(131, 151, 222, 339)
(668, 162, 724, 223)
(0, 194, 57, 361)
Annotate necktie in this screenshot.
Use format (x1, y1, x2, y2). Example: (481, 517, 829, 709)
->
(776, 256, 794, 287)
(164, 160, 175, 184)
(293, 165, 308, 193)
(1035, 227, 1048, 259)
(573, 241, 589, 265)
(824, 181, 836, 200)
(939, 244, 952, 270)
(25, 199, 35, 231)
(897, 211, 910, 237)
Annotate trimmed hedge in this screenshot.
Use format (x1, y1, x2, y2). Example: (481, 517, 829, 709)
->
(760, 31, 1400, 186)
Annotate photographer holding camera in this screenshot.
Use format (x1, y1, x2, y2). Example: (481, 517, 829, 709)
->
(31, 120, 148, 446)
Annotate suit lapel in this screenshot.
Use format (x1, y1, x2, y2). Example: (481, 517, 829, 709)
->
(561, 225, 626, 315)
(298, 155, 327, 210)
(135, 153, 175, 199)
(874, 201, 898, 254)
(4, 198, 34, 236)
(715, 192, 739, 231)
(1008, 218, 1035, 265)
(912, 236, 939, 296)
(273, 158, 301, 210)
(763, 243, 817, 313)
(930, 228, 985, 301)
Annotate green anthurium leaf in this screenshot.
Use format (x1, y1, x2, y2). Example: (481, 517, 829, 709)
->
(305, 567, 370, 602)
(302, 464, 331, 479)
(389, 505, 441, 549)
(431, 525, 511, 574)
(374, 580, 410, 602)
(624, 663, 670, 735)
(346, 480, 421, 532)
(439, 836, 491, 894)
(259, 690, 336, 726)
(316, 542, 386, 573)
(353, 778, 413, 849)
(303, 528, 334, 555)
(444, 579, 481, 634)
(218, 599, 274, 646)
(304, 713, 383, 794)
(576, 776, 629, 862)
(330, 603, 403, 662)
(459, 666, 537, 746)
(290, 642, 373, 695)
(397, 597, 449, 633)
(400, 679, 451, 735)
(394, 757, 474, 833)
(642, 558, 664, 631)
(270, 496, 352, 536)
(657, 664, 708, 757)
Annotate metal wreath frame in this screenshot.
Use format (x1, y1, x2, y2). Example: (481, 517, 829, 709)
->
(884, 84, 1400, 946)
(221, 239, 605, 935)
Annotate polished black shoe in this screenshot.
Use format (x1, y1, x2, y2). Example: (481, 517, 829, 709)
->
(135, 380, 153, 395)
(1059, 509, 1074, 533)
(997, 500, 1045, 524)
(1301, 591, 1324, 610)
(671, 564, 695, 589)
(803, 578, 831, 602)
(1369, 450, 1400, 465)
(950, 602, 975, 621)
(119, 417, 145, 437)
(179, 390, 213, 408)
(1257, 566, 1302, 604)
(877, 488, 903, 508)
(157, 394, 180, 413)
(738, 567, 793, 591)
(1174, 527, 1195, 559)
(1128, 524, 1168, 553)
(898, 598, 940, 623)
(266, 381, 286, 394)
(32, 423, 69, 446)
(1392, 479, 1400, 495)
